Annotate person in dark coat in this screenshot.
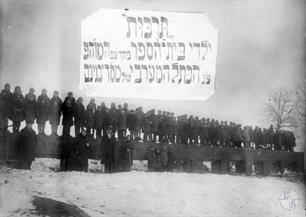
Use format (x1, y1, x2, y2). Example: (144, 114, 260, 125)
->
(273, 130, 282, 151)
(266, 125, 274, 150)
(156, 110, 164, 142)
(101, 126, 117, 173)
(232, 124, 243, 148)
(208, 119, 219, 146)
(74, 129, 91, 172)
(283, 131, 295, 152)
(135, 107, 145, 141)
(16, 122, 37, 169)
(61, 92, 75, 137)
(85, 99, 96, 137)
(24, 87, 37, 125)
(101, 103, 111, 135)
(148, 145, 162, 171)
(181, 115, 189, 144)
(118, 104, 128, 141)
(224, 121, 232, 147)
(149, 109, 158, 142)
(143, 111, 151, 142)
(169, 113, 176, 144)
(0, 94, 5, 136)
(120, 135, 134, 171)
(94, 105, 104, 138)
(36, 89, 50, 135)
(193, 116, 201, 145)
(109, 103, 118, 135)
(127, 109, 137, 140)
(59, 136, 73, 171)
(49, 91, 62, 136)
(161, 143, 169, 170)
(0, 83, 13, 133)
(218, 121, 226, 147)
(73, 97, 85, 137)
(12, 86, 25, 133)
(242, 126, 252, 149)
(163, 112, 171, 143)
(200, 118, 209, 146)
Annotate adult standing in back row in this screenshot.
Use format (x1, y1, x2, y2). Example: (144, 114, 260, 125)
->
(62, 92, 75, 137)
(24, 87, 37, 125)
(37, 89, 50, 135)
(49, 91, 62, 136)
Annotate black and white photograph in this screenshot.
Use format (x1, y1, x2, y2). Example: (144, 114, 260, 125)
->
(0, 0, 305, 216)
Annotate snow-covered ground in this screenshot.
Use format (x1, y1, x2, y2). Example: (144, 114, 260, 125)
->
(0, 161, 305, 217)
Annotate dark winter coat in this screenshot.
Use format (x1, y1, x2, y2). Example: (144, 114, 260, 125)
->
(49, 96, 62, 125)
(127, 111, 137, 131)
(16, 126, 37, 164)
(36, 94, 50, 124)
(85, 109, 95, 129)
(73, 134, 91, 171)
(0, 90, 13, 119)
(109, 108, 118, 131)
(101, 135, 117, 169)
(118, 110, 128, 130)
(24, 93, 37, 124)
(73, 103, 85, 126)
(62, 97, 75, 126)
(94, 109, 104, 130)
(12, 93, 25, 123)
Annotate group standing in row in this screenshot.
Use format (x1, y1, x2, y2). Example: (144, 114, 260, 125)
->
(0, 83, 296, 152)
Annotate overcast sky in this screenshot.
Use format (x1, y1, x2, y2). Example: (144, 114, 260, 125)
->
(0, 0, 305, 130)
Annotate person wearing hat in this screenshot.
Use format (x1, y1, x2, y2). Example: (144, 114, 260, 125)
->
(94, 104, 104, 139)
(23, 87, 37, 126)
(101, 125, 117, 173)
(127, 109, 137, 140)
(61, 92, 75, 137)
(74, 128, 91, 172)
(200, 118, 209, 146)
(224, 121, 232, 147)
(11, 86, 25, 133)
(36, 88, 50, 135)
(49, 91, 62, 136)
(16, 121, 37, 169)
(117, 104, 128, 141)
(85, 99, 96, 137)
(232, 124, 243, 148)
(0, 83, 13, 134)
(120, 134, 134, 171)
(73, 97, 85, 137)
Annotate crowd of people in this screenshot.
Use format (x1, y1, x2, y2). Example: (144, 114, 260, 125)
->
(0, 83, 296, 153)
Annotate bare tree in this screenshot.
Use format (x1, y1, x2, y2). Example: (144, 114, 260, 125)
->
(264, 87, 298, 131)
(295, 81, 306, 125)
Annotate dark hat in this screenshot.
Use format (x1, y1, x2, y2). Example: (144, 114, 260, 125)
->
(105, 125, 113, 130)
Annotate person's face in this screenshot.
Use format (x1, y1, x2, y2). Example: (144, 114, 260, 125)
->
(42, 89, 47, 95)
(30, 89, 34, 94)
(15, 87, 21, 95)
(4, 84, 10, 91)
(81, 129, 86, 136)
(126, 135, 131, 141)
(107, 129, 112, 138)
(54, 92, 59, 97)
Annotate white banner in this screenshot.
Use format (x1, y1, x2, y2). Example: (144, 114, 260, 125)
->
(80, 9, 218, 100)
